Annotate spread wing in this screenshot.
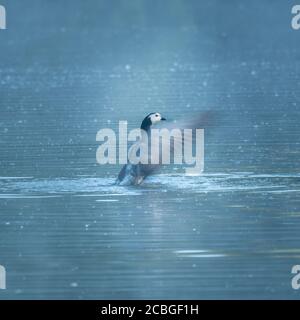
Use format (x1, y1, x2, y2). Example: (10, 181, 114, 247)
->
(149, 111, 217, 172)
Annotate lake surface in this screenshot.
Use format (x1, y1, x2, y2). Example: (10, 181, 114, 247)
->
(0, 0, 300, 299)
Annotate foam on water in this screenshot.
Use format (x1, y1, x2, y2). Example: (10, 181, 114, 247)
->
(146, 172, 300, 194)
(0, 173, 299, 198)
(0, 177, 142, 196)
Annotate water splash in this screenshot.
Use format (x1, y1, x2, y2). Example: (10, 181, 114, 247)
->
(146, 172, 300, 194)
(0, 172, 299, 198)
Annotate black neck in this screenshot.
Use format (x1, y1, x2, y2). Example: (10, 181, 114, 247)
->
(140, 117, 152, 131)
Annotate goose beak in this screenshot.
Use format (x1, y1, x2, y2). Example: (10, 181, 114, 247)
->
(161, 117, 166, 121)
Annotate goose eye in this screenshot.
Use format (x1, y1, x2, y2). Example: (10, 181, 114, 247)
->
(155, 114, 159, 117)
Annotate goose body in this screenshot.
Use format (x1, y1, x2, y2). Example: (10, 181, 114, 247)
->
(116, 113, 166, 186)
(115, 111, 214, 186)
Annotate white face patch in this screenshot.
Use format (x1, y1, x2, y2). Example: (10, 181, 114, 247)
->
(149, 113, 162, 124)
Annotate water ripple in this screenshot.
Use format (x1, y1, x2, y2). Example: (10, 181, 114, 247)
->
(0, 173, 299, 197)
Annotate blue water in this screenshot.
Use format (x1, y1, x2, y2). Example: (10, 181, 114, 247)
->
(1, 0, 300, 299)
